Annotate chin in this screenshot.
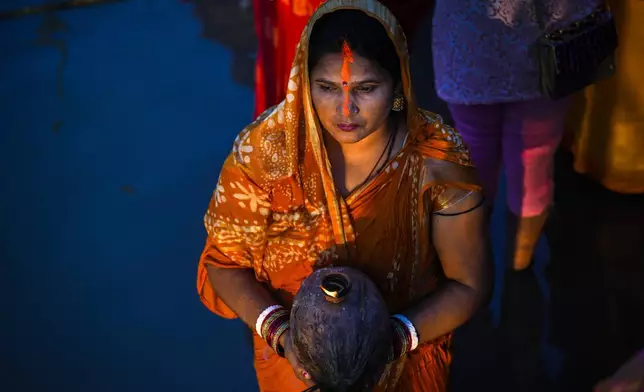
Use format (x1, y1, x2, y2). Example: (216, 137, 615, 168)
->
(327, 128, 370, 145)
(334, 133, 363, 144)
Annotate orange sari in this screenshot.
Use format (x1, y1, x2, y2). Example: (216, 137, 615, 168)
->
(197, 1, 480, 391)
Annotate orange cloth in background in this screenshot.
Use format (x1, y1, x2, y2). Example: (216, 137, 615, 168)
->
(197, 2, 480, 391)
(564, 0, 644, 194)
(252, 0, 433, 117)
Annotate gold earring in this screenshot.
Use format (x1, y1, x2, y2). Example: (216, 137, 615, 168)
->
(392, 95, 405, 112)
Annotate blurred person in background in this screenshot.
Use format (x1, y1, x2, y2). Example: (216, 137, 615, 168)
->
(564, 0, 644, 195)
(431, 0, 607, 390)
(548, 4, 644, 391)
(432, 0, 604, 272)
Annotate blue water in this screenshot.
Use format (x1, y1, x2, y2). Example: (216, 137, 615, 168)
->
(1, 1, 257, 390)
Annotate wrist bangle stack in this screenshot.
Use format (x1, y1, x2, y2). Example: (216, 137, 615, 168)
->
(389, 314, 420, 361)
(255, 305, 290, 357)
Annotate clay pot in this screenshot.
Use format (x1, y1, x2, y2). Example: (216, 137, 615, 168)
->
(290, 266, 391, 392)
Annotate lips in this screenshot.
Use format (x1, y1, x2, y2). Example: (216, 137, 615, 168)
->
(337, 123, 359, 131)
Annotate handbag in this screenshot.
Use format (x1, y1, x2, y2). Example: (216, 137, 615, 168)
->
(533, 2, 619, 100)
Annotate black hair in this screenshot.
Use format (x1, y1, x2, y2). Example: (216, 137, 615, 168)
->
(308, 10, 401, 85)
(291, 267, 391, 392)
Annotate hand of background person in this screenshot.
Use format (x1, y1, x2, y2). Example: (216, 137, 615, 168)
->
(594, 349, 644, 392)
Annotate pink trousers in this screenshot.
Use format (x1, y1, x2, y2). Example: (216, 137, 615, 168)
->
(449, 98, 570, 217)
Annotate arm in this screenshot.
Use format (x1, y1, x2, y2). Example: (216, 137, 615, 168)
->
(197, 134, 283, 329)
(198, 117, 297, 358)
(403, 190, 492, 344)
(199, 195, 292, 351)
(206, 265, 281, 330)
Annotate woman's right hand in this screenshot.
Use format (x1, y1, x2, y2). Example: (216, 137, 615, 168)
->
(282, 332, 315, 387)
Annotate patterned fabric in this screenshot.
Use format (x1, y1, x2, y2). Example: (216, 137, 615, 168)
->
(197, 1, 481, 391)
(432, 0, 602, 105)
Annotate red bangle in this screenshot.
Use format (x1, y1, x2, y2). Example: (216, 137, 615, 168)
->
(270, 319, 290, 356)
(260, 308, 290, 357)
(261, 308, 286, 339)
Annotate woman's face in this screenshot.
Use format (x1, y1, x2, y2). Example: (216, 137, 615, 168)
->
(310, 52, 397, 145)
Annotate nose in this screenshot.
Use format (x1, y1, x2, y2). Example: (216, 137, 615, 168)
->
(336, 99, 359, 117)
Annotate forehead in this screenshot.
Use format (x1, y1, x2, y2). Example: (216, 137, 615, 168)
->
(310, 52, 385, 80)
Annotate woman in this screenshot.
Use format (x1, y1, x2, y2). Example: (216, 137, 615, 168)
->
(197, 1, 491, 391)
(252, 0, 433, 118)
(565, 0, 644, 195)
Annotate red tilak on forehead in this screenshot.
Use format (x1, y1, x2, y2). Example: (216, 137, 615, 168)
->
(341, 40, 354, 117)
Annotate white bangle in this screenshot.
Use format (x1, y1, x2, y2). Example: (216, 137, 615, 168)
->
(255, 305, 283, 338)
(392, 314, 419, 351)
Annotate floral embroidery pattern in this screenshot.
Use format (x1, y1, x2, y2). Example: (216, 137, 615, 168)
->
(232, 181, 271, 216)
(214, 177, 226, 206)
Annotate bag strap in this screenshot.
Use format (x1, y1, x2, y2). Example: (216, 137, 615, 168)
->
(532, 0, 549, 31)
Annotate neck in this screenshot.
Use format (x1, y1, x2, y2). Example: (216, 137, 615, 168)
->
(324, 115, 401, 196)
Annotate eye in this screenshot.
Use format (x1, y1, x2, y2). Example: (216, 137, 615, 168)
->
(355, 85, 377, 94)
(317, 83, 338, 92)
